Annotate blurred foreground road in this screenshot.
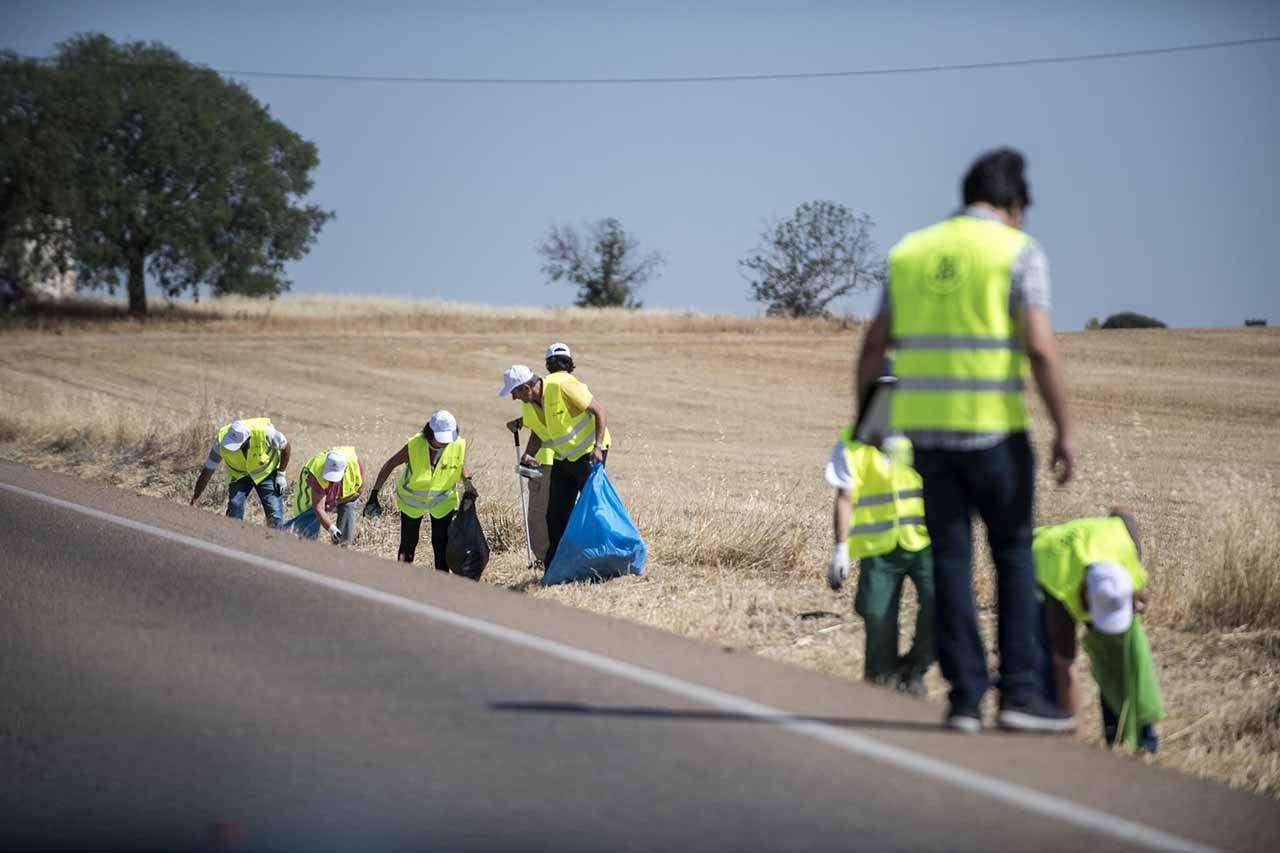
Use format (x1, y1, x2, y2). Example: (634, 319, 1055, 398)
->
(2, 460, 1277, 852)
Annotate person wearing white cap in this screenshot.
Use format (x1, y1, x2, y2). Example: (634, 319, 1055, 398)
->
(499, 357, 611, 567)
(365, 410, 475, 570)
(1033, 509, 1165, 752)
(504, 342, 610, 566)
(292, 446, 365, 544)
(190, 417, 291, 527)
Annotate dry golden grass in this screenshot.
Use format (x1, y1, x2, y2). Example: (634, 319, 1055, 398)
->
(2, 295, 1278, 797)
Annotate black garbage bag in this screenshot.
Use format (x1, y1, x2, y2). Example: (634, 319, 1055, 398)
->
(445, 492, 490, 580)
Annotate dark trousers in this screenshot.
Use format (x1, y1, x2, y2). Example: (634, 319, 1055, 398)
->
(854, 545, 936, 684)
(399, 510, 455, 572)
(914, 432, 1043, 712)
(545, 450, 607, 566)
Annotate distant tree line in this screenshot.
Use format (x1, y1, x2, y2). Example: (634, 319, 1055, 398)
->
(1, 35, 331, 315)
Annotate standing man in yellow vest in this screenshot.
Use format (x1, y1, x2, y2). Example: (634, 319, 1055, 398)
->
(365, 410, 474, 571)
(292, 446, 364, 545)
(190, 417, 291, 527)
(1034, 511, 1164, 752)
(825, 375, 935, 696)
(499, 361, 610, 567)
(856, 148, 1075, 734)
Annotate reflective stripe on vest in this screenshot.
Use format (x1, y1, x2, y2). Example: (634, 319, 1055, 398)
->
(839, 426, 930, 559)
(541, 373, 598, 462)
(1033, 517, 1147, 626)
(397, 434, 466, 519)
(888, 216, 1031, 434)
(217, 417, 279, 485)
(293, 445, 360, 516)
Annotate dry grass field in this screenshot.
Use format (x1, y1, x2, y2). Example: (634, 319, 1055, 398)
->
(2, 295, 1278, 797)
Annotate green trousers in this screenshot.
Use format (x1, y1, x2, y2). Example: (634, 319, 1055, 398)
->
(854, 545, 936, 684)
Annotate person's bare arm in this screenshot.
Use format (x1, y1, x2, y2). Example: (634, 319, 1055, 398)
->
(523, 432, 543, 468)
(833, 488, 851, 546)
(586, 399, 607, 463)
(190, 466, 215, 506)
(1022, 305, 1073, 484)
(305, 473, 337, 533)
(371, 444, 410, 495)
(855, 310, 891, 421)
(338, 460, 366, 504)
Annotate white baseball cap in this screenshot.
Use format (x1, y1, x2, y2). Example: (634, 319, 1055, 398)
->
(1086, 561, 1134, 635)
(545, 341, 571, 359)
(498, 364, 536, 397)
(221, 420, 251, 449)
(320, 449, 348, 482)
(428, 409, 458, 444)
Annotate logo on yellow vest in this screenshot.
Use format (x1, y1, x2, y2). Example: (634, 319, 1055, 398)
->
(924, 250, 972, 296)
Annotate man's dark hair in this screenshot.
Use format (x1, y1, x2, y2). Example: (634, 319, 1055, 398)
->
(546, 355, 575, 374)
(962, 147, 1032, 211)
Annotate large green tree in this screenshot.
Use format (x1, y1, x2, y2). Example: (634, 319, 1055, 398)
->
(740, 201, 885, 318)
(538, 217, 664, 309)
(26, 34, 332, 314)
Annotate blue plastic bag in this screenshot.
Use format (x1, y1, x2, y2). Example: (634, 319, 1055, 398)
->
(281, 508, 321, 539)
(543, 464, 647, 585)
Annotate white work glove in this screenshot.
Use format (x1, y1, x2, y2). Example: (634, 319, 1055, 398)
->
(827, 544, 850, 591)
(329, 525, 343, 544)
(274, 470, 288, 494)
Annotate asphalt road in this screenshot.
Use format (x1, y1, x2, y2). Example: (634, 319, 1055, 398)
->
(2, 460, 1277, 852)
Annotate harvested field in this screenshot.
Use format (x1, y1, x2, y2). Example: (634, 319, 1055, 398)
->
(2, 296, 1278, 797)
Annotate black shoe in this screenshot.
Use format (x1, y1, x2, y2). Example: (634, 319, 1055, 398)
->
(896, 675, 928, 699)
(997, 697, 1076, 733)
(944, 706, 981, 733)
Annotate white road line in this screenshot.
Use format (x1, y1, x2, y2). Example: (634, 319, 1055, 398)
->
(2, 480, 1220, 853)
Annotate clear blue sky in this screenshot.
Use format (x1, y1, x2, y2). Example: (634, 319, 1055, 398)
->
(4, 0, 1278, 328)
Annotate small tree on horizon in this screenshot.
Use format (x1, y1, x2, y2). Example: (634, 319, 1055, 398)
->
(537, 217, 664, 309)
(740, 201, 886, 318)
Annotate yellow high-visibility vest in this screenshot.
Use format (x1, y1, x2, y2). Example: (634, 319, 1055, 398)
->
(217, 417, 279, 485)
(888, 215, 1032, 434)
(521, 402, 556, 466)
(1033, 517, 1147, 626)
(396, 434, 466, 519)
(294, 445, 362, 516)
(840, 426, 930, 559)
(530, 372, 606, 462)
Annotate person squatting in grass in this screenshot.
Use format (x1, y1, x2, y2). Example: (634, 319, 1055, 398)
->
(856, 147, 1076, 734)
(190, 417, 291, 527)
(499, 360, 610, 567)
(1033, 510, 1165, 753)
(292, 446, 365, 545)
(825, 371, 936, 697)
(364, 410, 476, 571)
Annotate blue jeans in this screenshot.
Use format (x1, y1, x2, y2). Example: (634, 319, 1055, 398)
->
(226, 474, 284, 527)
(914, 432, 1043, 712)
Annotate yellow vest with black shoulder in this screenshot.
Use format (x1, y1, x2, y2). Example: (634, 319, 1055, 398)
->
(888, 215, 1032, 435)
(217, 417, 279, 485)
(397, 434, 466, 519)
(293, 445, 362, 516)
(531, 372, 608, 463)
(1033, 517, 1147, 626)
(840, 426, 930, 559)
(521, 402, 556, 467)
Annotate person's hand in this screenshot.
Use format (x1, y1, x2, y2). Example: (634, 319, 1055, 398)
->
(506, 418, 523, 435)
(1133, 588, 1150, 614)
(589, 446, 604, 464)
(462, 476, 479, 499)
(329, 525, 343, 544)
(521, 454, 539, 469)
(1051, 431, 1074, 485)
(362, 493, 383, 518)
(827, 545, 850, 591)
(274, 470, 288, 495)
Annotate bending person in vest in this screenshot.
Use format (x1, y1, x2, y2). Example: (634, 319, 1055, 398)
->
(856, 147, 1075, 734)
(1034, 510, 1164, 753)
(826, 374, 935, 697)
(366, 410, 475, 571)
(499, 362, 610, 567)
(292, 447, 364, 544)
(190, 417, 291, 527)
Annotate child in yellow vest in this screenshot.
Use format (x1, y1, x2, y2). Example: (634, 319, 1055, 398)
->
(825, 376, 935, 695)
